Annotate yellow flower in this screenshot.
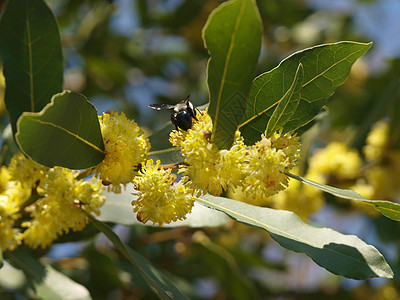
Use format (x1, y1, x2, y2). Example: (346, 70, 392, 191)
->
(95, 111, 150, 193)
(242, 132, 301, 199)
(170, 110, 301, 198)
(0, 199, 20, 251)
(309, 142, 361, 180)
(132, 159, 195, 226)
(0, 166, 29, 251)
(8, 152, 48, 189)
(363, 120, 389, 162)
(22, 167, 105, 249)
(170, 110, 225, 195)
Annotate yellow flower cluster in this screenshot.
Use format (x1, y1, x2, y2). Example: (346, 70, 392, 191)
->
(363, 120, 389, 161)
(170, 110, 301, 199)
(243, 132, 300, 199)
(0, 167, 28, 251)
(309, 142, 362, 180)
(95, 111, 150, 192)
(0, 153, 105, 250)
(360, 120, 400, 200)
(132, 159, 194, 226)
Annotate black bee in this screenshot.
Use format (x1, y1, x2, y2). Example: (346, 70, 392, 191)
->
(148, 95, 198, 131)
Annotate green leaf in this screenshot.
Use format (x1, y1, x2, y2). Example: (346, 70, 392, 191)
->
(147, 121, 183, 164)
(196, 194, 393, 279)
(16, 91, 105, 169)
(265, 63, 304, 137)
(5, 247, 91, 299)
(88, 214, 190, 300)
(203, 0, 262, 149)
(239, 41, 372, 145)
(0, 0, 63, 133)
(286, 172, 400, 221)
(98, 184, 229, 227)
(148, 121, 175, 151)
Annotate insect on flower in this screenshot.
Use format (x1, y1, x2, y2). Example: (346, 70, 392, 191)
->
(148, 95, 198, 131)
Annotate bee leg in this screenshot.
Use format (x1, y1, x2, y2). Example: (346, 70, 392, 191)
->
(171, 114, 179, 131)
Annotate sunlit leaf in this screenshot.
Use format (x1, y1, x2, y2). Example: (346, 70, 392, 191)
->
(203, 0, 262, 149)
(16, 91, 105, 169)
(88, 215, 190, 300)
(196, 194, 393, 279)
(240, 41, 372, 145)
(0, 0, 63, 133)
(286, 172, 400, 221)
(265, 63, 303, 137)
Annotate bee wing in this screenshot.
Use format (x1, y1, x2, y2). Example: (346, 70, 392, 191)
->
(148, 104, 175, 110)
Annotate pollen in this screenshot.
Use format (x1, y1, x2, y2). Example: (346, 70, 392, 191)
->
(132, 159, 195, 226)
(95, 111, 150, 192)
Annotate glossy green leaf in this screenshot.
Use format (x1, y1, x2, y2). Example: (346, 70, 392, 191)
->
(265, 63, 304, 137)
(203, 0, 262, 149)
(88, 214, 189, 300)
(240, 41, 372, 145)
(147, 121, 182, 164)
(196, 194, 393, 279)
(98, 184, 229, 227)
(0, 0, 63, 133)
(16, 91, 105, 169)
(5, 247, 91, 299)
(286, 172, 400, 221)
(147, 148, 183, 165)
(148, 121, 175, 151)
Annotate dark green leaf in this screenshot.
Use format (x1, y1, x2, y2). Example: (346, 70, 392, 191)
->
(0, 0, 63, 133)
(148, 122, 175, 151)
(240, 41, 372, 145)
(265, 63, 304, 137)
(286, 172, 400, 221)
(16, 90, 105, 169)
(5, 247, 91, 299)
(88, 214, 190, 300)
(98, 185, 229, 227)
(147, 121, 183, 164)
(203, 0, 262, 149)
(196, 194, 393, 279)
(147, 148, 183, 165)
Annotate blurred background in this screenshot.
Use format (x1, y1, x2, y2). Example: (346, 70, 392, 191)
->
(1, 0, 400, 299)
